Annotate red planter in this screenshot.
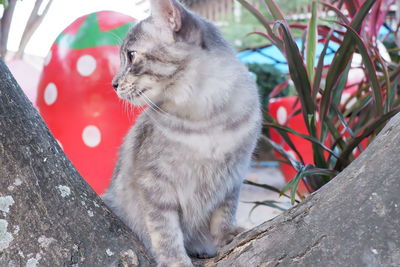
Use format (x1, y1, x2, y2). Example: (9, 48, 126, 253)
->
(269, 96, 311, 192)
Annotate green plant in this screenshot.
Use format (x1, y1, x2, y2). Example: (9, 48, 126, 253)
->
(0, 0, 8, 8)
(246, 63, 287, 103)
(383, 32, 400, 63)
(220, 0, 312, 50)
(238, 0, 400, 204)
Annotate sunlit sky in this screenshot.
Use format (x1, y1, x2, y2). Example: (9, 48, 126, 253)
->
(6, 0, 148, 57)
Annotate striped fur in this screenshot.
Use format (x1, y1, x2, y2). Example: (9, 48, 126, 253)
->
(103, 1, 261, 266)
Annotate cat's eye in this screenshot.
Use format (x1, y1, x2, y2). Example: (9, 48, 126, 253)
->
(127, 50, 137, 63)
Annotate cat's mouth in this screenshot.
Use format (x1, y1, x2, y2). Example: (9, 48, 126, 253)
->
(117, 87, 148, 99)
(134, 88, 148, 97)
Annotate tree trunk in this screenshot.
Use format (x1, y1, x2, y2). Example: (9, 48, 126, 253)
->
(0, 60, 154, 266)
(0, 0, 17, 58)
(1, 59, 400, 266)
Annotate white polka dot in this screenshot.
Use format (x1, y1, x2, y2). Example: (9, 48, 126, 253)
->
(44, 83, 58, 105)
(77, 55, 97, 76)
(277, 106, 288, 124)
(82, 125, 101, 147)
(44, 51, 52, 66)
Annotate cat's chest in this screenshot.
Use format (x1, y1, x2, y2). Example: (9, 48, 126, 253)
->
(153, 151, 241, 215)
(150, 114, 257, 159)
(158, 127, 240, 159)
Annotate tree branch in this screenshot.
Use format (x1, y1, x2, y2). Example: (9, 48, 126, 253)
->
(15, 0, 53, 59)
(199, 110, 400, 266)
(0, 0, 17, 58)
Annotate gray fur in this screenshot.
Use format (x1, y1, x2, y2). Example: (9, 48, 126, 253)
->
(103, 0, 261, 266)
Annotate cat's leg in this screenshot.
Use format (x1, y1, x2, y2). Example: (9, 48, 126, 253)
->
(209, 185, 245, 248)
(140, 178, 193, 267)
(146, 210, 193, 267)
(184, 227, 217, 259)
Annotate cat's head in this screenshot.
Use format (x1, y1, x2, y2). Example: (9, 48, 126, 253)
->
(112, 0, 228, 107)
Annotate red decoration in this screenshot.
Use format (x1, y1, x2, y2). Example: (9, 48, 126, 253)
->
(37, 11, 141, 194)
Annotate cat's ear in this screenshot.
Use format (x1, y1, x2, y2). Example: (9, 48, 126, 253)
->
(150, 0, 183, 32)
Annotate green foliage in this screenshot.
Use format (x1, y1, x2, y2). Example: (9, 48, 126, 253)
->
(246, 63, 286, 104)
(247, 63, 288, 138)
(306, 1, 317, 81)
(275, 0, 310, 13)
(239, 0, 400, 205)
(220, 0, 309, 50)
(0, 0, 8, 8)
(220, 4, 272, 49)
(383, 33, 400, 63)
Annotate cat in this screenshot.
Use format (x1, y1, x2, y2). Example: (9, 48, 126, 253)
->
(102, 0, 261, 266)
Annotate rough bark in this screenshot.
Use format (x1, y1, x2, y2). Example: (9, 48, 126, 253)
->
(199, 104, 400, 265)
(0, 61, 154, 266)
(203, 119, 400, 266)
(1, 59, 400, 266)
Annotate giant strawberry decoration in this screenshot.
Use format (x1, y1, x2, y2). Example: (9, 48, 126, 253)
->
(37, 11, 142, 194)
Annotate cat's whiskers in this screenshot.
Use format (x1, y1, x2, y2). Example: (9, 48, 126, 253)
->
(133, 90, 170, 119)
(127, 93, 148, 118)
(118, 97, 126, 114)
(137, 93, 163, 117)
(118, 91, 169, 133)
(117, 88, 145, 120)
(139, 91, 171, 117)
(121, 98, 132, 121)
(136, 93, 172, 133)
(105, 31, 124, 46)
(127, 100, 135, 121)
(123, 87, 138, 121)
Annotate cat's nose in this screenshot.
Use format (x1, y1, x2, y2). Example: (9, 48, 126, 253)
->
(112, 82, 119, 91)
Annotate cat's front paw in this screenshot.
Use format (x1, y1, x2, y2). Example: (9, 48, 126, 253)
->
(157, 258, 194, 267)
(215, 226, 245, 248)
(157, 261, 194, 267)
(189, 251, 216, 259)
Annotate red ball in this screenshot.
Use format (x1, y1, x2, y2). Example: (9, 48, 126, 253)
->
(37, 11, 142, 194)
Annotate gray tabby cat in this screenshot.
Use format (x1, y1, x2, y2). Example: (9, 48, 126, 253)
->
(102, 0, 261, 266)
